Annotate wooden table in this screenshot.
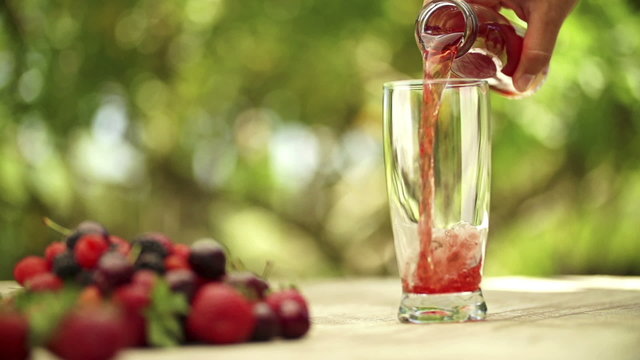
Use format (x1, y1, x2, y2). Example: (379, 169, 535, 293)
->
(3, 277, 640, 360)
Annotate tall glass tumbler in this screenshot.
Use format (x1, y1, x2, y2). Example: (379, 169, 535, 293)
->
(383, 79, 491, 323)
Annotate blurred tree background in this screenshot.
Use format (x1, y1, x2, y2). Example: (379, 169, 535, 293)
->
(1, 0, 639, 280)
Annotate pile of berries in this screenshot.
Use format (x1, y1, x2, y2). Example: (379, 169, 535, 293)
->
(1, 220, 311, 360)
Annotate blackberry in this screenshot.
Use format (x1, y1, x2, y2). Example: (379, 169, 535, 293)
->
(135, 252, 165, 274)
(132, 233, 171, 259)
(166, 269, 197, 301)
(251, 302, 279, 342)
(188, 239, 226, 280)
(226, 272, 270, 300)
(76, 270, 96, 287)
(95, 252, 134, 293)
(66, 221, 109, 250)
(52, 252, 81, 279)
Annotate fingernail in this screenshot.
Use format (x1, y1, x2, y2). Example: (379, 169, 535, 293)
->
(517, 74, 535, 91)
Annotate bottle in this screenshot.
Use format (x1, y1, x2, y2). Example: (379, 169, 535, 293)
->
(415, 0, 545, 97)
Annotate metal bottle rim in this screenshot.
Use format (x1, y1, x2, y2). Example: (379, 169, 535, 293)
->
(415, 0, 479, 58)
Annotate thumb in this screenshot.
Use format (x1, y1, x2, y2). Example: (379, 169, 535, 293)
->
(513, 11, 562, 92)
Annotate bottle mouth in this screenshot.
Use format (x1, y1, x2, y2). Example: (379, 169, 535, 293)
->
(415, 0, 479, 58)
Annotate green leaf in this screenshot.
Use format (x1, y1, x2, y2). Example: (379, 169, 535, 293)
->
(144, 279, 189, 348)
(14, 287, 80, 347)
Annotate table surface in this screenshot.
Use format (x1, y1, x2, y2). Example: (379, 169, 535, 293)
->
(2, 276, 640, 360)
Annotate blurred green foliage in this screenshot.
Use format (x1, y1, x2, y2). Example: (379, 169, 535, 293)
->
(0, 0, 639, 280)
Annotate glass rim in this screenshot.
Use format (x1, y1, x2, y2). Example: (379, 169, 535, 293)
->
(383, 79, 488, 90)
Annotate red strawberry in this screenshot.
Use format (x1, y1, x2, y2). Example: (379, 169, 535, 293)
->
(0, 310, 30, 360)
(113, 284, 151, 347)
(171, 243, 190, 261)
(164, 254, 190, 272)
(109, 236, 131, 256)
(78, 286, 103, 307)
(187, 283, 255, 344)
(45, 242, 67, 268)
(48, 306, 125, 360)
(132, 270, 158, 291)
(25, 273, 63, 292)
(75, 234, 110, 269)
(13, 256, 49, 285)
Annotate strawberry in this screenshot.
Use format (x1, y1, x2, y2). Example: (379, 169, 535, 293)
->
(187, 283, 255, 344)
(164, 255, 190, 271)
(132, 270, 158, 291)
(113, 284, 151, 347)
(75, 234, 110, 269)
(0, 310, 30, 360)
(48, 306, 125, 360)
(171, 243, 190, 261)
(66, 221, 109, 250)
(25, 273, 63, 292)
(109, 236, 131, 256)
(14, 256, 49, 285)
(78, 286, 103, 307)
(45, 242, 67, 268)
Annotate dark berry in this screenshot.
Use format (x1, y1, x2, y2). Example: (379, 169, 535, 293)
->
(25, 273, 63, 292)
(66, 221, 109, 250)
(166, 269, 197, 301)
(75, 234, 110, 269)
(277, 299, 310, 339)
(225, 272, 270, 300)
(94, 252, 134, 293)
(132, 233, 172, 258)
(135, 252, 165, 274)
(44, 242, 67, 268)
(267, 289, 309, 313)
(0, 310, 30, 360)
(13, 256, 49, 285)
(188, 239, 226, 280)
(251, 302, 280, 342)
(75, 270, 96, 287)
(53, 252, 81, 280)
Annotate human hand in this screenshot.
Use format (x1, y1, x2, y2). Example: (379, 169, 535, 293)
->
(423, 0, 578, 92)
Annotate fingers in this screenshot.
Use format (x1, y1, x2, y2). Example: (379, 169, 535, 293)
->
(512, 9, 558, 91)
(514, 1, 577, 91)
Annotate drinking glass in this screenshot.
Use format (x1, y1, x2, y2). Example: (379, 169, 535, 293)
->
(383, 79, 491, 323)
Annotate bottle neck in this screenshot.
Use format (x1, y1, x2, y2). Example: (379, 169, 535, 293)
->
(415, 0, 479, 58)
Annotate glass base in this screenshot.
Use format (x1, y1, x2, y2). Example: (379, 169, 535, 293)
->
(398, 289, 487, 323)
